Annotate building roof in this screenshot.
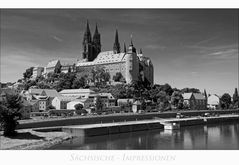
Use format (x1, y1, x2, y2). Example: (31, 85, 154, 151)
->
(76, 51, 127, 67)
(41, 89, 61, 97)
(117, 98, 134, 103)
(183, 93, 206, 100)
(193, 93, 206, 100)
(29, 100, 38, 106)
(98, 93, 115, 99)
(28, 89, 44, 95)
(133, 100, 142, 105)
(182, 93, 193, 100)
(46, 60, 60, 68)
(60, 88, 95, 94)
(33, 95, 49, 100)
(56, 96, 79, 102)
(21, 99, 31, 106)
(68, 98, 88, 104)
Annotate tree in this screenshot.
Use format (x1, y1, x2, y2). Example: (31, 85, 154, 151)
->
(141, 100, 147, 110)
(74, 103, 86, 115)
(161, 83, 174, 96)
(54, 65, 62, 74)
(113, 72, 123, 82)
(233, 88, 239, 108)
(23, 80, 37, 90)
(0, 94, 23, 136)
(157, 91, 170, 111)
(23, 67, 34, 80)
(171, 91, 184, 110)
(72, 77, 86, 89)
(68, 67, 72, 73)
(181, 88, 200, 93)
(95, 96, 103, 114)
(55, 72, 76, 91)
(220, 93, 232, 109)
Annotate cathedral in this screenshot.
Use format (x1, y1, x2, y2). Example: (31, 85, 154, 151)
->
(76, 20, 154, 85)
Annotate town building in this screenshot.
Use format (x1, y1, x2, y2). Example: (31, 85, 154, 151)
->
(66, 92, 116, 110)
(40, 89, 61, 103)
(182, 93, 207, 110)
(132, 100, 142, 113)
(117, 98, 135, 106)
(34, 95, 50, 111)
(59, 88, 95, 98)
(21, 88, 44, 101)
(44, 59, 61, 77)
(52, 96, 78, 109)
(207, 94, 220, 110)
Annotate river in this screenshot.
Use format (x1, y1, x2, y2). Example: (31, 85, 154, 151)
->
(49, 122, 239, 150)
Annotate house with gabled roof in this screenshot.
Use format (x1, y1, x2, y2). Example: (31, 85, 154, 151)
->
(182, 93, 207, 110)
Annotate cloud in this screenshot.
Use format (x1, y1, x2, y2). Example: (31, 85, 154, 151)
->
(52, 35, 63, 42)
(204, 48, 238, 60)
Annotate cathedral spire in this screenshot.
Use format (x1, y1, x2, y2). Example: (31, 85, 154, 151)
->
(93, 23, 101, 57)
(113, 29, 120, 54)
(94, 23, 99, 34)
(83, 19, 92, 43)
(124, 42, 126, 53)
(130, 34, 133, 46)
(86, 20, 90, 32)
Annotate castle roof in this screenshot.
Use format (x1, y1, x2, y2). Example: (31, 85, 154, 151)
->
(47, 60, 60, 68)
(76, 51, 127, 67)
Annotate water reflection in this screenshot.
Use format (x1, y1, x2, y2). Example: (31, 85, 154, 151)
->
(49, 122, 239, 150)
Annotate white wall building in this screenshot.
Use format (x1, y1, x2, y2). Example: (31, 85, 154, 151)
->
(52, 96, 78, 109)
(66, 92, 116, 110)
(207, 94, 220, 110)
(59, 88, 95, 98)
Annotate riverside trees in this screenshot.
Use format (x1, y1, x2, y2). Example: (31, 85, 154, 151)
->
(0, 94, 23, 136)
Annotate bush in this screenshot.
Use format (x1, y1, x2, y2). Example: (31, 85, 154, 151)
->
(0, 94, 22, 136)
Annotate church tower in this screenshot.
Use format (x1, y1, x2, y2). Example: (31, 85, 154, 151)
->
(113, 29, 121, 54)
(82, 20, 94, 61)
(92, 23, 101, 59)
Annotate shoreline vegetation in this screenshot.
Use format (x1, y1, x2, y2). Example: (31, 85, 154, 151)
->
(1, 109, 238, 150)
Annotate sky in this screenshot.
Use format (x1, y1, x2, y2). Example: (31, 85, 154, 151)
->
(0, 9, 238, 95)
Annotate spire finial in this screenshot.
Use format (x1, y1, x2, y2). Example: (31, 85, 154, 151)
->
(113, 29, 120, 54)
(140, 48, 142, 54)
(130, 34, 133, 46)
(124, 42, 126, 53)
(86, 19, 90, 32)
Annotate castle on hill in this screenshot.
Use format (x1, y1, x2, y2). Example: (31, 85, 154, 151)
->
(41, 21, 154, 85)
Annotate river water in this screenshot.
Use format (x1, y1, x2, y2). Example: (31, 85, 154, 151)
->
(49, 122, 239, 150)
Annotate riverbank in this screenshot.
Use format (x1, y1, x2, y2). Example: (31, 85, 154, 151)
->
(0, 129, 72, 150)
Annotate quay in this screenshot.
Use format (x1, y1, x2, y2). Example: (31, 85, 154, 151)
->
(18, 109, 239, 129)
(62, 114, 239, 137)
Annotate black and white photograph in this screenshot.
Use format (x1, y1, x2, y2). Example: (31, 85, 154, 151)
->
(0, 0, 238, 164)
